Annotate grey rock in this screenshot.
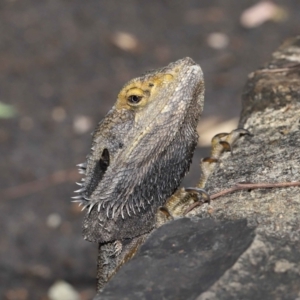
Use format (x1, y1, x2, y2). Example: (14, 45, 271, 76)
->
(96, 218, 255, 300)
(197, 234, 300, 300)
(95, 36, 300, 300)
(192, 36, 300, 300)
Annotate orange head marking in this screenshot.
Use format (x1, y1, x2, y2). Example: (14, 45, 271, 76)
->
(115, 74, 174, 110)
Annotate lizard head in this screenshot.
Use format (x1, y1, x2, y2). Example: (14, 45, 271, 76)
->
(77, 57, 205, 243)
(115, 57, 204, 125)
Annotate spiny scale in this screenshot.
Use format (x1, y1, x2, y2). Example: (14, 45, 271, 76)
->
(88, 203, 95, 214)
(73, 161, 87, 207)
(76, 162, 87, 169)
(71, 199, 83, 203)
(74, 187, 86, 193)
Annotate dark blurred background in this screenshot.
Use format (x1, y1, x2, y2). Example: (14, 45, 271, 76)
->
(0, 1, 299, 299)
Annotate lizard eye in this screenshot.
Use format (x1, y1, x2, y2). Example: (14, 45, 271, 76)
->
(127, 95, 143, 104)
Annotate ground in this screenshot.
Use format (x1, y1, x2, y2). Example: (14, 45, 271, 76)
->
(1, 1, 300, 299)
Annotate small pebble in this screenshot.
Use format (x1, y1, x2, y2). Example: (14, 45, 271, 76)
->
(240, 2, 287, 28)
(207, 33, 229, 49)
(52, 107, 66, 122)
(46, 213, 62, 229)
(48, 281, 80, 300)
(111, 31, 139, 52)
(73, 115, 93, 134)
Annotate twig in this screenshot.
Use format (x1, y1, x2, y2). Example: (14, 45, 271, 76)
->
(254, 63, 300, 74)
(210, 181, 300, 200)
(184, 181, 300, 215)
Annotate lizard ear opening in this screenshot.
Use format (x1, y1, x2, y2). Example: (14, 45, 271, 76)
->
(83, 148, 110, 197)
(99, 148, 110, 171)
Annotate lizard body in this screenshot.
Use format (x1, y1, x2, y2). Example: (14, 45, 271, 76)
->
(74, 57, 205, 288)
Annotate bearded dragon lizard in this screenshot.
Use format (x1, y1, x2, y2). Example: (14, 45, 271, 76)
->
(73, 57, 249, 290)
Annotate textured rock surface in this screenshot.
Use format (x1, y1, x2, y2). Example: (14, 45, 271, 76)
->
(197, 234, 300, 300)
(97, 218, 255, 300)
(192, 36, 300, 300)
(195, 37, 300, 239)
(95, 37, 300, 299)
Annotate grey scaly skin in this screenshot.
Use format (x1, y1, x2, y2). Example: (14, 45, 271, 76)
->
(76, 57, 204, 242)
(74, 57, 204, 288)
(73, 57, 249, 290)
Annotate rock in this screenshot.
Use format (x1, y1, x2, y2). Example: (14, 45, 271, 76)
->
(197, 234, 300, 300)
(95, 36, 300, 299)
(192, 35, 300, 300)
(96, 218, 255, 300)
(193, 36, 300, 239)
